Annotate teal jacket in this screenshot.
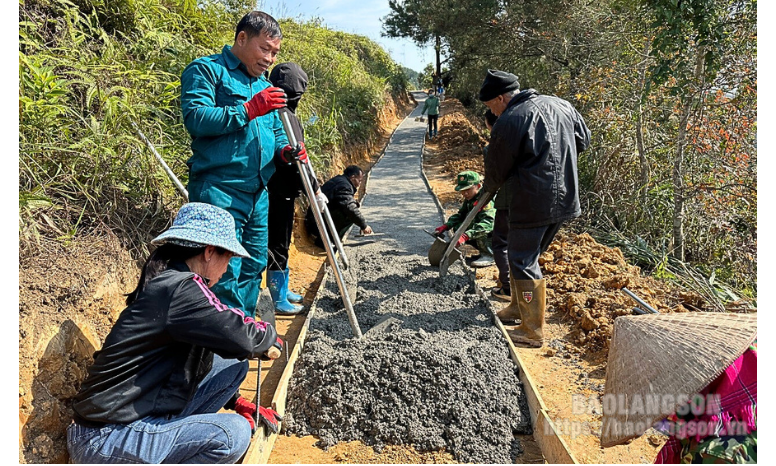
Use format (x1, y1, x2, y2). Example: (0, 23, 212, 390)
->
(444, 190, 495, 240)
(181, 45, 288, 192)
(422, 96, 440, 116)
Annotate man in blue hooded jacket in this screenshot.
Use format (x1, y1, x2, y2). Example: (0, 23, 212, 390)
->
(181, 11, 309, 317)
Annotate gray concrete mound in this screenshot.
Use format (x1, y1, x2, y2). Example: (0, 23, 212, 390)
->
(283, 95, 532, 463)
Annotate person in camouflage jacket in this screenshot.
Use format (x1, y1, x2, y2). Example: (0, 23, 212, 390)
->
(433, 171, 495, 268)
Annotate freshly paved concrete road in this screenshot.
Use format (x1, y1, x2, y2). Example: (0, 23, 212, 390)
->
(345, 91, 443, 253)
(285, 94, 530, 463)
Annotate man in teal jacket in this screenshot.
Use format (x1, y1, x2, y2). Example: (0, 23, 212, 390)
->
(181, 11, 308, 317)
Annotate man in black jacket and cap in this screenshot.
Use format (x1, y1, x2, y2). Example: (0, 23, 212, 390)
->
(305, 165, 373, 248)
(479, 69, 591, 348)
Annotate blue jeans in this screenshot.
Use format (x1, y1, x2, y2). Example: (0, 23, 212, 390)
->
(189, 181, 269, 317)
(67, 355, 251, 464)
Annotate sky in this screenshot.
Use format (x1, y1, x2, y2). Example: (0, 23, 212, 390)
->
(261, 0, 432, 73)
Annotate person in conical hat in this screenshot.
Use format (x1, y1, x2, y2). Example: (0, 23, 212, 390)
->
(68, 203, 285, 463)
(601, 312, 757, 463)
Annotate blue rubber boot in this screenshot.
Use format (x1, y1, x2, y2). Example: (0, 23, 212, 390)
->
(284, 268, 304, 304)
(268, 270, 303, 315)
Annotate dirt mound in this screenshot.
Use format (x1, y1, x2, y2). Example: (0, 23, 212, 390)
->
(429, 100, 487, 177)
(541, 232, 703, 354)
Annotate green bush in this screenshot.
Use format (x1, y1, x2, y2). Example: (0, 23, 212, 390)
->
(19, 2, 407, 258)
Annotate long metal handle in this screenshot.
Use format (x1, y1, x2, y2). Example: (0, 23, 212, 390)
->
(280, 111, 362, 338)
(439, 190, 494, 277)
(131, 121, 189, 201)
(622, 288, 659, 314)
(302, 162, 350, 270)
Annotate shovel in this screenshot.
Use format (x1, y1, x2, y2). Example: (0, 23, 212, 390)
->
(424, 229, 461, 267)
(279, 111, 363, 338)
(439, 190, 494, 278)
(297, 155, 359, 303)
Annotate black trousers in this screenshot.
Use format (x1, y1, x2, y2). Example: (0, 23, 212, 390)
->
(305, 209, 352, 250)
(267, 191, 298, 271)
(492, 209, 510, 289)
(507, 222, 563, 280)
(427, 114, 438, 136)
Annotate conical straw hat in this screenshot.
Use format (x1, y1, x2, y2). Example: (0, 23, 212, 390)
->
(600, 312, 756, 448)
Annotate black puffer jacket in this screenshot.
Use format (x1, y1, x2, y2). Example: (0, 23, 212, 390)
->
(483, 89, 591, 227)
(72, 261, 278, 426)
(307, 174, 367, 233)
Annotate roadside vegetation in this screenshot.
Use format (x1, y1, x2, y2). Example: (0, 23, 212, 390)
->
(19, 0, 408, 260)
(385, 0, 757, 309)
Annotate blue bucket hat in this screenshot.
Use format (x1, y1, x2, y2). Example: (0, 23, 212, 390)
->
(151, 203, 250, 258)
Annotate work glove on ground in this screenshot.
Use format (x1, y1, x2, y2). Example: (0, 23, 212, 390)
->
(258, 406, 284, 434)
(261, 337, 283, 361)
(456, 233, 470, 247)
(433, 225, 449, 237)
(233, 396, 257, 430)
(280, 142, 309, 164)
(244, 87, 286, 120)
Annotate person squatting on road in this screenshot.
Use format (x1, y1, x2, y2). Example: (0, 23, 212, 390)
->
(266, 62, 322, 316)
(67, 203, 284, 464)
(433, 170, 496, 268)
(181, 11, 308, 318)
(421, 88, 440, 139)
(484, 109, 511, 301)
(305, 165, 372, 247)
(479, 69, 591, 347)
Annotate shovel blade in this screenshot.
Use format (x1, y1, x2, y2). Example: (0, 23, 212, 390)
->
(257, 286, 276, 328)
(428, 237, 460, 267)
(365, 316, 403, 336)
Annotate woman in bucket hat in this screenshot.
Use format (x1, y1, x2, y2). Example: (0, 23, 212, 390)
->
(601, 312, 757, 463)
(67, 203, 284, 464)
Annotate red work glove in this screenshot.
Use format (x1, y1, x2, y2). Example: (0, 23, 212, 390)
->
(456, 233, 470, 247)
(244, 87, 287, 120)
(280, 142, 309, 164)
(258, 406, 285, 434)
(434, 225, 449, 237)
(234, 396, 257, 430)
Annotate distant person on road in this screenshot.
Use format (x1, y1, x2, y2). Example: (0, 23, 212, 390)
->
(67, 203, 284, 464)
(266, 62, 323, 316)
(305, 165, 372, 248)
(433, 171, 495, 268)
(421, 89, 440, 139)
(479, 69, 590, 348)
(484, 109, 510, 301)
(180, 11, 307, 318)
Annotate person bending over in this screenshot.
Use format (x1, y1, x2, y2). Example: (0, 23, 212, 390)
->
(68, 203, 284, 464)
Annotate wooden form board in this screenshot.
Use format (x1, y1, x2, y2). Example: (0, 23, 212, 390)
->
(472, 278, 578, 464)
(240, 271, 322, 464)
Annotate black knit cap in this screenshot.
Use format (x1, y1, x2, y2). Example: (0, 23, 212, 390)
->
(478, 69, 520, 102)
(269, 62, 308, 110)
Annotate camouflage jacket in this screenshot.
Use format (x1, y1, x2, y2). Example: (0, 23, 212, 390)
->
(444, 190, 495, 240)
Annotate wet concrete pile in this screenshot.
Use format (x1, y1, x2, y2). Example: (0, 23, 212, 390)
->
(284, 248, 532, 463)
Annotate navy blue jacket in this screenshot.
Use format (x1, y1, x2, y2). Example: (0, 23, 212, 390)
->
(483, 89, 590, 227)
